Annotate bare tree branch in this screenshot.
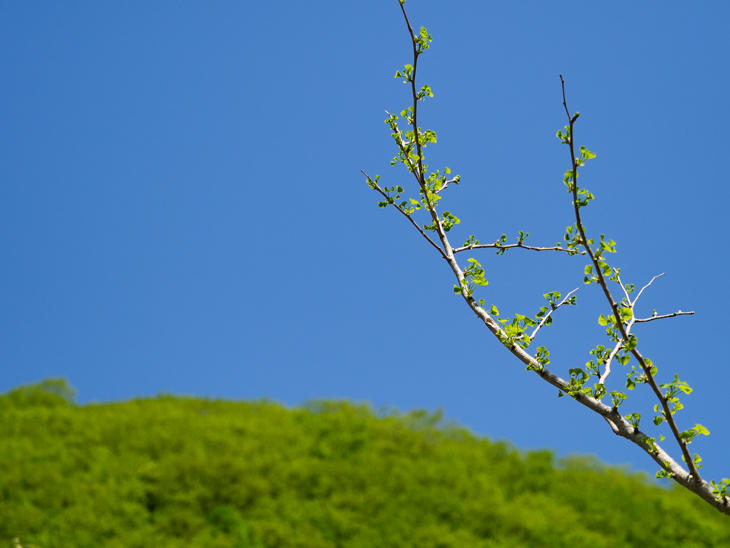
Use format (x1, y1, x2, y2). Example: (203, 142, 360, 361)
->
(634, 273, 664, 305)
(635, 311, 695, 323)
(615, 273, 633, 305)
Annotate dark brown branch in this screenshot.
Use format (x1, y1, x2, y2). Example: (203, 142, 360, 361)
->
(396, 2, 454, 255)
(361, 170, 447, 259)
(384, 110, 423, 186)
(559, 75, 701, 482)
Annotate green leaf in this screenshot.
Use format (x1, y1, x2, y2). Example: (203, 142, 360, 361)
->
(618, 307, 633, 322)
(626, 334, 638, 350)
(597, 314, 608, 326)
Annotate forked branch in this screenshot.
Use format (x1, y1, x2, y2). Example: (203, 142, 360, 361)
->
(364, 0, 728, 516)
(559, 76, 712, 496)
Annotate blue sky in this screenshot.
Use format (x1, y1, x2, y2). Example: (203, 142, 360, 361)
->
(2, 1, 729, 483)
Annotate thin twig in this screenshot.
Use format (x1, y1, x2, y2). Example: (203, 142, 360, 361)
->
(453, 242, 585, 255)
(434, 177, 459, 194)
(397, 2, 447, 246)
(384, 110, 421, 182)
(361, 170, 446, 259)
(599, 319, 634, 385)
(635, 311, 695, 323)
(615, 273, 633, 305)
(529, 288, 579, 341)
(634, 273, 664, 305)
(602, 272, 693, 381)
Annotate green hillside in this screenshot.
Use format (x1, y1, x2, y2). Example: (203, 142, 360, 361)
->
(2, 380, 729, 547)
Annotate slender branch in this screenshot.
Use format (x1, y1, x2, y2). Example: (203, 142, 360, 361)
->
(453, 242, 585, 255)
(599, 318, 634, 384)
(619, 273, 694, 320)
(634, 273, 664, 305)
(599, 339, 622, 385)
(602, 273, 693, 376)
(635, 311, 695, 323)
(434, 176, 459, 194)
(529, 288, 579, 341)
(361, 170, 446, 259)
(397, 3, 449, 249)
(560, 76, 701, 482)
(615, 273, 633, 305)
(384, 110, 422, 184)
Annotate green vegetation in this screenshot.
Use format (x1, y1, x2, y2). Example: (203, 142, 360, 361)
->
(2, 380, 729, 547)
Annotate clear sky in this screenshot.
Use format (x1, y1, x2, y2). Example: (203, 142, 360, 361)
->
(2, 1, 729, 483)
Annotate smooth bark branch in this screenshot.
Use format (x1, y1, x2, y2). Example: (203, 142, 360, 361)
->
(635, 311, 695, 323)
(453, 242, 585, 255)
(616, 273, 634, 305)
(433, 176, 460, 194)
(616, 273, 695, 322)
(634, 273, 664, 304)
(455, 292, 729, 514)
(599, 319, 633, 385)
(529, 288, 579, 341)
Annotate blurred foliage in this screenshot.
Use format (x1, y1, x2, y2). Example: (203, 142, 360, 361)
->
(1, 380, 729, 547)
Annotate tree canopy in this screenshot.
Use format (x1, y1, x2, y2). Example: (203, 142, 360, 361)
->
(2, 380, 729, 547)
